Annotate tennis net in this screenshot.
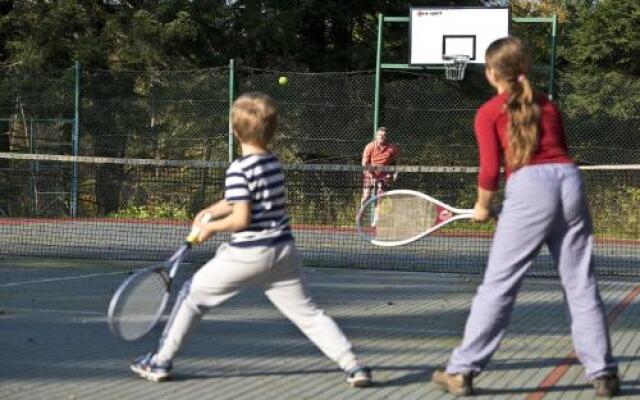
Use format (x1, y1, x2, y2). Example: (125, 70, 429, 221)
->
(0, 152, 638, 277)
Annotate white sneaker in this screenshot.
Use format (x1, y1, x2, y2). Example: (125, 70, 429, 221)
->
(345, 366, 372, 388)
(129, 352, 172, 382)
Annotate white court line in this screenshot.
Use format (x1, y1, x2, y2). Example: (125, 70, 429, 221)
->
(7, 307, 107, 316)
(0, 271, 129, 288)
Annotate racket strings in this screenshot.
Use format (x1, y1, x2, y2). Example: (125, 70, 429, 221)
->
(370, 195, 438, 241)
(112, 271, 168, 340)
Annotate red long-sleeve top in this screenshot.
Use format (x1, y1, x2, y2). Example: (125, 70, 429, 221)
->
(474, 92, 573, 191)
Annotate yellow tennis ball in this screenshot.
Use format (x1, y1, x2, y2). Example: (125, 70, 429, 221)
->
(278, 76, 288, 85)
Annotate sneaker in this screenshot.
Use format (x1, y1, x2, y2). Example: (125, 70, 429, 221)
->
(432, 367, 473, 396)
(593, 373, 620, 397)
(130, 352, 172, 382)
(345, 366, 372, 388)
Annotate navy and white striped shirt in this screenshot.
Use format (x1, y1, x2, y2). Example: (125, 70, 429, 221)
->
(224, 153, 292, 247)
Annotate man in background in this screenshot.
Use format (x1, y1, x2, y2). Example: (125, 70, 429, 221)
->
(360, 126, 400, 209)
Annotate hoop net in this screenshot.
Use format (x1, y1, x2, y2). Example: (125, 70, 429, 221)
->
(443, 55, 470, 81)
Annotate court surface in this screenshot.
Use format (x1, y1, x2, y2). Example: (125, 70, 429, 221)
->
(1, 257, 639, 400)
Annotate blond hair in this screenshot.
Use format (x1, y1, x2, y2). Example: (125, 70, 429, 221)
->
(231, 92, 278, 145)
(485, 36, 541, 170)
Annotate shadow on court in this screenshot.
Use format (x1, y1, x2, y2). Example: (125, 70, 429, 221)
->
(1, 258, 639, 400)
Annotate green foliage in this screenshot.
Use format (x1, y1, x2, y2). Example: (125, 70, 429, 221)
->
(108, 203, 190, 220)
(562, 71, 640, 119)
(0, 0, 501, 73)
(556, 0, 640, 164)
(590, 185, 640, 239)
(0, 0, 636, 235)
(567, 0, 640, 76)
(289, 199, 357, 228)
(559, 70, 640, 164)
(2, 1, 110, 70)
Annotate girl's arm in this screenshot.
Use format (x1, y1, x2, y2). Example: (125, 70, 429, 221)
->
(473, 107, 500, 222)
(474, 187, 496, 223)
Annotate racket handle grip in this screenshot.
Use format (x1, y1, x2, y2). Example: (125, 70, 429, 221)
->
(186, 212, 213, 245)
(490, 204, 502, 218)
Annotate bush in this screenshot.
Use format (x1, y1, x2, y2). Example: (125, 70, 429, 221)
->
(108, 203, 190, 219)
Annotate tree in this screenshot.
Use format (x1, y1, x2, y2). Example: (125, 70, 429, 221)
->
(566, 0, 640, 76)
(560, 0, 640, 164)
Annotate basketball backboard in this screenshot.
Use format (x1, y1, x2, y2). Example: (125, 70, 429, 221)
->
(409, 7, 511, 65)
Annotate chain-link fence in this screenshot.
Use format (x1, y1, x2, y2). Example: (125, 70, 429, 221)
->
(0, 64, 636, 166)
(558, 73, 640, 165)
(81, 68, 230, 160)
(0, 63, 636, 273)
(0, 153, 637, 277)
(0, 67, 75, 155)
(237, 68, 375, 164)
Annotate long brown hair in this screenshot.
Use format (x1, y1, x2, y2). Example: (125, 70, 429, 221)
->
(485, 37, 541, 170)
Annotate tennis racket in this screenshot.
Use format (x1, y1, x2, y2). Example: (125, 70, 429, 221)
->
(107, 213, 212, 341)
(356, 190, 479, 247)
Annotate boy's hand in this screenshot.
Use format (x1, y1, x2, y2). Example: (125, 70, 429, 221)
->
(191, 219, 214, 244)
(189, 211, 215, 244)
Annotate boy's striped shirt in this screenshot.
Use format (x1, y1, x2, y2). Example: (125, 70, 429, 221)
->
(224, 153, 292, 247)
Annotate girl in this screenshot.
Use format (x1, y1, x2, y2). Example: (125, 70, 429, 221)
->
(432, 37, 619, 398)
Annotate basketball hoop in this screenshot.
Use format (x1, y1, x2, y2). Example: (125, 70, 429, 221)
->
(443, 55, 470, 81)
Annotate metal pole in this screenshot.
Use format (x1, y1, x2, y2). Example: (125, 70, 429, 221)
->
(228, 58, 235, 162)
(548, 14, 558, 100)
(71, 61, 81, 217)
(373, 13, 384, 139)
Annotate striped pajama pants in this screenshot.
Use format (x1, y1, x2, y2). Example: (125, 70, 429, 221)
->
(446, 163, 618, 380)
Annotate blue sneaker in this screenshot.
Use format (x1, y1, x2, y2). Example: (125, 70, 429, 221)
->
(345, 366, 372, 388)
(130, 352, 172, 382)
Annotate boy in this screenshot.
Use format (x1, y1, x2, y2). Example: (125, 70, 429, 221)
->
(130, 92, 372, 388)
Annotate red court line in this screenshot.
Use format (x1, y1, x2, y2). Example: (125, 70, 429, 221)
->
(0, 217, 189, 226)
(526, 285, 640, 400)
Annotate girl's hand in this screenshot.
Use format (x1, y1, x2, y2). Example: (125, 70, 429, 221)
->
(473, 202, 491, 223)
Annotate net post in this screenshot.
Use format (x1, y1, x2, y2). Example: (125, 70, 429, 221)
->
(71, 60, 81, 218)
(228, 58, 235, 162)
(373, 13, 384, 139)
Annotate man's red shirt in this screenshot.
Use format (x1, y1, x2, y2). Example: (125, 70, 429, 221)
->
(362, 141, 399, 168)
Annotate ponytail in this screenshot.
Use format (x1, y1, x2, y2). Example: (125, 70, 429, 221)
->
(505, 75, 541, 170)
(484, 37, 541, 170)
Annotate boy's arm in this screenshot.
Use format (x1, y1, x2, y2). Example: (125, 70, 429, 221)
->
(192, 201, 251, 243)
(196, 199, 233, 221)
(192, 161, 253, 242)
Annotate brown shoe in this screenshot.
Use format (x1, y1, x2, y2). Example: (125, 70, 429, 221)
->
(432, 367, 473, 396)
(593, 374, 620, 397)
